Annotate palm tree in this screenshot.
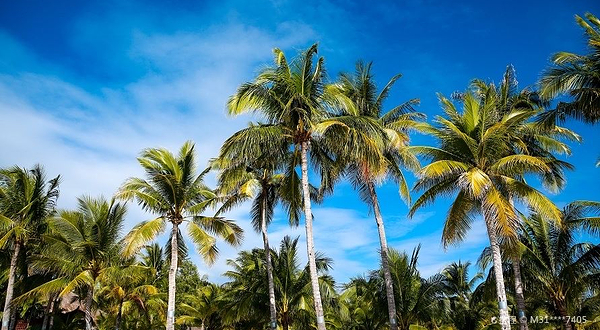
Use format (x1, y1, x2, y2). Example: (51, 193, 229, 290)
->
(226, 44, 373, 330)
(97, 260, 159, 330)
(539, 12, 600, 124)
(24, 196, 125, 330)
(0, 165, 59, 330)
(492, 65, 578, 330)
(519, 201, 600, 330)
(177, 282, 224, 330)
(409, 81, 565, 330)
(223, 236, 335, 330)
(440, 261, 498, 330)
(338, 276, 388, 330)
(115, 141, 243, 330)
(329, 61, 423, 330)
(212, 152, 302, 330)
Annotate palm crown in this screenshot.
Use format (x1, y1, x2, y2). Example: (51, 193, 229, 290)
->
(410, 81, 565, 245)
(116, 141, 243, 262)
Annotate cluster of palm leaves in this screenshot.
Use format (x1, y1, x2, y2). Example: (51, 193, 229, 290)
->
(1, 11, 599, 330)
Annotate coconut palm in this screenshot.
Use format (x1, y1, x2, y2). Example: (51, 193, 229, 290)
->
(223, 236, 335, 330)
(519, 201, 600, 330)
(23, 196, 125, 330)
(489, 65, 578, 330)
(97, 260, 160, 330)
(328, 61, 423, 330)
(212, 152, 302, 330)
(226, 44, 375, 330)
(115, 141, 243, 330)
(337, 276, 388, 330)
(539, 12, 600, 124)
(176, 283, 224, 330)
(409, 81, 565, 330)
(0, 165, 59, 330)
(441, 261, 498, 330)
(377, 247, 445, 330)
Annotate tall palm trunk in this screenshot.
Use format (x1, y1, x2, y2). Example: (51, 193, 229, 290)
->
(166, 223, 179, 330)
(508, 199, 528, 330)
(260, 192, 278, 330)
(84, 286, 95, 330)
(2, 242, 21, 330)
(512, 258, 529, 330)
(299, 141, 326, 330)
(367, 181, 398, 330)
(483, 212, 511, 330)
(115, 299, 124, 330)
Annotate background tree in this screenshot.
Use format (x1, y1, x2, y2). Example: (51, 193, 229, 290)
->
(25, 196, 125, 330)
(223, 236, 335, 330)
(0, 165, 59, 330)
(519, 201, 600, 330)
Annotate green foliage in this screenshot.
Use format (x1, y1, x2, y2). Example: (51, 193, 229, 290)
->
(540, 12, 600, 124)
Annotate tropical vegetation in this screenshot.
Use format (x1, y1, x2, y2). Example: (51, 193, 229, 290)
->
(0, 11, 599, 330)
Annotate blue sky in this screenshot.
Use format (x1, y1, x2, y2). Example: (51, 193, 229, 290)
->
(1, 0, 599, 283)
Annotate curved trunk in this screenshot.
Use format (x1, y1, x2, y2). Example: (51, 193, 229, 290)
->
(261, 192, 278, 330)
(166, 223, 179, 330)
(2, 242, 21, 330)
(300, 141, 327, 330)
(483, 212, 511, 330)
(367, 181, 398, 330)
(512, 258, 529, 330)
(84, 286, 95, 330)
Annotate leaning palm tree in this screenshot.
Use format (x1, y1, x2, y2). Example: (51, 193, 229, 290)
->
(539, 12, 600, 124)
(0, 165, 59, 330)
(226, 44, 375, 330)
(212, 151, 302, 330)
(519, 201, 600, 330)
(409, 82, 564, 330)
(115, 141, 243, 330)
(24, 196, 125, 330)
(328, 61, 423, 330)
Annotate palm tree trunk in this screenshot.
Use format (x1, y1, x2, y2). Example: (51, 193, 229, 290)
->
(84, 286, 95, 330)
(115, 299, 124, 330)
(41, 293, 57, 330)
(2, 242, 21, 330)
(166, 223, 179, 330)
(42, 294, 57, 330)
(261, 192, 278, 330)
(557, 304, 572, 330)
(48, 296, 56, 330)
(367, 181, 398, 330)
(300, 141, 327, 330)
(483, 213, 511, 330)
(512, 258, 529, 330)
